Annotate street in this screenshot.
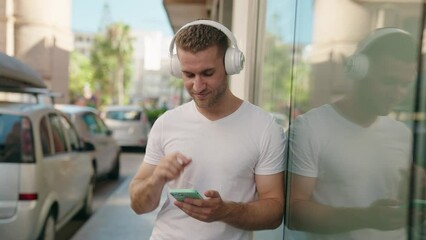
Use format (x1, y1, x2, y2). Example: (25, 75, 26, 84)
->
(57, 149, 144, 239)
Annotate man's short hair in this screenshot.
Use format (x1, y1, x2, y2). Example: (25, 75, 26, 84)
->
(174, 23, 229, 56)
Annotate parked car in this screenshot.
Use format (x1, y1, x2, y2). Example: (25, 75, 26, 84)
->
(0, 52, 95, 240)
(101, 105, 151, 150)
(0, 101, 96, 240)
(55, 104, 121, 180)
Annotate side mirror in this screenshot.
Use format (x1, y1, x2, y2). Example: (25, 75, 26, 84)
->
(106, 129, 113, 136)
(83, 141, 95, 151)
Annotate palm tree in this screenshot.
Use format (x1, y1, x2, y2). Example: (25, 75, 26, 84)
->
(90, 22, 134, 105)
(106, 23, 134, 104)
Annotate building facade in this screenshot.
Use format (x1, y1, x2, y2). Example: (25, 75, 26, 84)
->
(0, 0, 73, 103)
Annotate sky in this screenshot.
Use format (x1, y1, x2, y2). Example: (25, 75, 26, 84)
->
(72, 0, 173, 36)
(71, 0, 312, 45)
(266, 0, 313, 44)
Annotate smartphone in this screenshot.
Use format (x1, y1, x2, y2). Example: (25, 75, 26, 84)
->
(400, 199, 426, 208)
(169, 189, 203, 202)
(411, 199, 426, 208)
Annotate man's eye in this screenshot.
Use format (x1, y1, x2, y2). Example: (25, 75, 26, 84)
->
(184, 73, 195, 78)
(203, 71, 214, 77)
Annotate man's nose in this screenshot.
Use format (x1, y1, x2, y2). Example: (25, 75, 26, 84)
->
(193, 76, 206, 92)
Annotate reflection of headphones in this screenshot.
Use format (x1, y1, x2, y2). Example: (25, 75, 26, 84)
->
(169, 20, 245, 78)
(345, 27, 411, 80)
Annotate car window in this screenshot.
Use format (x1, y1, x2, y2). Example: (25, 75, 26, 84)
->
(0, 114, 34, 163)
(105, 110, 141, 121)
(82, 112, 103, 134)
(49, 113, 68, 153)
(59, 114, 81, 151)
(96, 115, 111, 134)
(40, 116, 53, 156)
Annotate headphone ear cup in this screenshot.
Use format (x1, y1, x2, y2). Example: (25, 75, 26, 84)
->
(170, 54, 182, 78)
(345, 53, 369, 81)
(224, 48, 245, 75)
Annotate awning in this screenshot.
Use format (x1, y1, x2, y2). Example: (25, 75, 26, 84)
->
(0, 52, 46, 89)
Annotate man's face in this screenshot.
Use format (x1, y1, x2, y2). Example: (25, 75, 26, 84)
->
(178, 45, 228, 109)
(359, 56, 417, 116)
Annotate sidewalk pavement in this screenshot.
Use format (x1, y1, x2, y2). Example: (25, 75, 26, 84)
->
(71, 176, 166, 240)
(71, 176, 287, 240)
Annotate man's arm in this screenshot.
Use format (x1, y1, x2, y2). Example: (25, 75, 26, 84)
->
(129, 162, 163, 214)
(223, 172, 285, 230)
(288, 173, 405, 233)
(175, 172, 285, 230)
(129, 152, 192, 214)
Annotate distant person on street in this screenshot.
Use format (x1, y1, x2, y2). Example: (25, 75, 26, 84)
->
(129, 19, 286, 240)
(287, 27, 417, 240)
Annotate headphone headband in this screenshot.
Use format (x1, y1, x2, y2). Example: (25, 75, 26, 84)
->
(346, 27, 412, 81)
(169, 19, 245, 78)
(169, 20, 241, 57)
(355, 28, 410, 54)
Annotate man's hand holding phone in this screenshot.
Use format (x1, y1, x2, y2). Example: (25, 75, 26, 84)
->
(173, 190, 232, 223)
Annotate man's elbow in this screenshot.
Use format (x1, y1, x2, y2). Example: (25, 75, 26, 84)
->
(284, 208, 307, 231)
(130, 199, 158, 215)
(265, 206, 284, 229)
(285, 215, 301, 231)
(130, 202, 145, 215)
(129, 191, 158, 215)
(270, 215, 284, 229)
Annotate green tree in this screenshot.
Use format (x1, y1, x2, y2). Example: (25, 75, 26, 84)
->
(261, 32, 292, 111)
(260, 32, 310, 114)
(91, 22, 134, 105)
(291, 63, 310, 113)
(69, 52, 95, 103)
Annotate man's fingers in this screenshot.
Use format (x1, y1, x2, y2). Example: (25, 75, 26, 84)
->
(175, 152, 192, 166)
(204, 190, 220, 198)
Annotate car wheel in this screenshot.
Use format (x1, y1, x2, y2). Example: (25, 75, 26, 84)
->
(108, 154, 120, 180)
(38, 211, 56, 240)
(78, 177, 94, 219)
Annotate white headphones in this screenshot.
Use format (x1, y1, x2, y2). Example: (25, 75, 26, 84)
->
(169, 20, 245, 78)
(345, 27, 411, 80)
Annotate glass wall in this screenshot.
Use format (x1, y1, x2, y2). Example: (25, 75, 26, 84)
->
(254, 0, 425, 239)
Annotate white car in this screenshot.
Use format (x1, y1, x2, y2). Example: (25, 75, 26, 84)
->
(0, 101, 95, 240)
(55, 104, 121, 180)
(101, 105, 151, 150)
(0, 51, 95, 240)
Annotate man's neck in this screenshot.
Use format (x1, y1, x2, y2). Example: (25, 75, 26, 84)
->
(196, 94, 243, 121)
(333, 97, 377, 128)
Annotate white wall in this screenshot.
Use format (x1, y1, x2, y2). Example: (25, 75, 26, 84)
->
(230, 0, 260, 102)
(14, 0, 73, 102)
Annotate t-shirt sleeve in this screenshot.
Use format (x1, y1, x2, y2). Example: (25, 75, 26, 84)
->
(287, 114, 319, 177)
(143, 114, 165, 165)
(255, 118, 286, 175)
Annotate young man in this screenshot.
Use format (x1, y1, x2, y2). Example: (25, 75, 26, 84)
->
(129, 20, 286, 240)
(287, 28, 417, 239)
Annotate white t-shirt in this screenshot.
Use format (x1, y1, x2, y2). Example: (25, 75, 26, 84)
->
(289, 104, 411, 240)
(144, 100, 286, 240)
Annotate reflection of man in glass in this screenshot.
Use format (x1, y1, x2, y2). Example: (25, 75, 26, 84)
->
(287, 28, 417, 239)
